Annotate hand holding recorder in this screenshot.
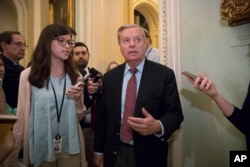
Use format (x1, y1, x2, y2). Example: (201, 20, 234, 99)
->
(66, 76, 85, 100)
(74, 67, 102, 87)
(85, 68, 102, 94)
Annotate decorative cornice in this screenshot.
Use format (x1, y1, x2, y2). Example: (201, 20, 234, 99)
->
(221, 0, 250, 26)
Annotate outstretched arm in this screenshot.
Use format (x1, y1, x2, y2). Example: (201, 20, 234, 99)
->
(186, 72, 234, 117)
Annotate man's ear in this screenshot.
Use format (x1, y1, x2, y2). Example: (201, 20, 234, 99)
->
(0, 41, 8, 49)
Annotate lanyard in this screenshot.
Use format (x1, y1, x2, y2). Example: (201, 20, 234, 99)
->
(50, 76, 66, 124)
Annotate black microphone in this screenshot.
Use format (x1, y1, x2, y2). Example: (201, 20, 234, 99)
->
(89, 68, 102, 83)
(89, 68, 99, 77)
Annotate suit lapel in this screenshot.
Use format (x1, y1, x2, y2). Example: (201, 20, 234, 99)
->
(109, 64, 125, 125)
(134, 60, 155, 117)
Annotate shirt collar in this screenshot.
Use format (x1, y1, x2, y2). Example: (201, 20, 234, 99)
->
(124, 58, 145, 75)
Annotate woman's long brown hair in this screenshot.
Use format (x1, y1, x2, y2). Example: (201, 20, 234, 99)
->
(28, 24, 79, 88)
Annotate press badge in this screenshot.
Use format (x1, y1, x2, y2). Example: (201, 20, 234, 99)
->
(53, 134, 62, 154)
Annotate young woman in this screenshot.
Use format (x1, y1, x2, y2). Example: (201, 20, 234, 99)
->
(5, 24, 87, 167)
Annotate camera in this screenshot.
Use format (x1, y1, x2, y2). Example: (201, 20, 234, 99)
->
(88, 67, 102, 83)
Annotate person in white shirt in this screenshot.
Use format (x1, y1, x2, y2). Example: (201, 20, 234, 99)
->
(143, 28, 160, 63)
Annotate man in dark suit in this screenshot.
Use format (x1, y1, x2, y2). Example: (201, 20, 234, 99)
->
(93, 24, 183, 167)
(0, 31, 26, 109)
(72, 42, 102, 167)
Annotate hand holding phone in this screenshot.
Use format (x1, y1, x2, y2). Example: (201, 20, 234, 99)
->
(182, 71, 197, 81)
(92, 73, 102, 83)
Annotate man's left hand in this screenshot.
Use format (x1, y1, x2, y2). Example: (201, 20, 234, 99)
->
(128, 108, 161, 135)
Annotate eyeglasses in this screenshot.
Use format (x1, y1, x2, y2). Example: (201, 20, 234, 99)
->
(12, 42, 28, 48)
(54, 37, 75, 48)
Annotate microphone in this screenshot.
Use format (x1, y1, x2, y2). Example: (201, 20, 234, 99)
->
(74, 72, 91, 87)
(74, 67, 102, 87)
(89, 68, 102, 83)
(66, 70, 90, 99)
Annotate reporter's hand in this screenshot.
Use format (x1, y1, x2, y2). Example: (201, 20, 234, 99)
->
(93, 154, 104, 167)
(66, 83, 84, 101)
(87, 78, 101, 94)
(193, 72, 218, 98)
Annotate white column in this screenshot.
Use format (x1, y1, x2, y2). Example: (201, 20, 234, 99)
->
(75, 0, 129, 73)
(159, 0, 183, 167)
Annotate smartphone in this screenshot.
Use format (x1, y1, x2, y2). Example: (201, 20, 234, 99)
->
(182, 71, 197, 81)
(93, 73, 102, 83)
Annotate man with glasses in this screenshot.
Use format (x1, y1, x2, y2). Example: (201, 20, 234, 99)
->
(0, 31, 26, 110)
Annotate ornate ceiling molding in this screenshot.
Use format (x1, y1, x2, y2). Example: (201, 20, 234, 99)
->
(221, 0, 250, 26)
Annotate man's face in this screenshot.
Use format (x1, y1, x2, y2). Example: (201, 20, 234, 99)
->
(72, 46, 89, 69)
(3, 34, 26, 62)
(118, 27, 147, 64)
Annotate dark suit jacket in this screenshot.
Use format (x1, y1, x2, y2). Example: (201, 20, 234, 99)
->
(94, 59, 183, 167)
(0, 54, 24, 108)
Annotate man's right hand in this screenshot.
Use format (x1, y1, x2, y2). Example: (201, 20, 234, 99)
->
(93, 154, 104, 167)
(87, 79, 101, 94)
